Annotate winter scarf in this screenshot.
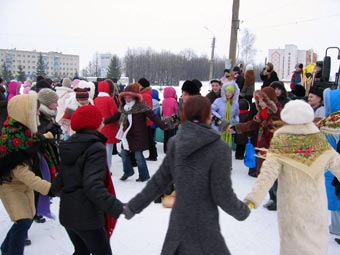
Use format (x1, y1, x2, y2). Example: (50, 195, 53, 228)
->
(116, 100, 150, 150)
(105, 169, 117, 238)
(318, 110, 340, 147)
(0, 117, 40, 158)
(269, 133, 331, 166)
(39, 103, 57, 117)
(0, 117, 41, 183)
(221, 99, 233, 145)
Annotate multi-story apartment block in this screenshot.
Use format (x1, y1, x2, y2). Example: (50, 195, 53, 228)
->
(98, 53, 113, 78)
(0, 48, 79, 79)
(268, 44, 318, 80)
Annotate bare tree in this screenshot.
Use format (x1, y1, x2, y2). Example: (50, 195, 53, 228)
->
(240, 28, 257, 64)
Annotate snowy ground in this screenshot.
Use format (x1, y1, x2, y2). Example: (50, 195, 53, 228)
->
(0, 143, 339, 254)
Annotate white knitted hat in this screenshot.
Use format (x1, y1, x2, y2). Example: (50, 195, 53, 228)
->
(281, 100, 314, 125)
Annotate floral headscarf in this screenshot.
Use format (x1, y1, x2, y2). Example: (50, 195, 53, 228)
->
(0, 117, 40, 157)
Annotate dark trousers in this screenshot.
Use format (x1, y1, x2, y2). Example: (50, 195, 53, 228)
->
(148, 127, 158, 159)
(235, 144, 246, 159)
(1, 218, 33, 255)
(66, 228, 112, 255)
(269, 180, 278, 202)
(164, 128, 177, 153)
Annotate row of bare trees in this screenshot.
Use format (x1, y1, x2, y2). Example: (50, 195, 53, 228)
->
(124, 48, 227, 85)
(81, 28, 262, 85)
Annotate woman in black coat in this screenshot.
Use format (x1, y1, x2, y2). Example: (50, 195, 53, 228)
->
(124, 96, 250, 255)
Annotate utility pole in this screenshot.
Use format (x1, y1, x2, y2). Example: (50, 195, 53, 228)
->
(205, 27, 216, 80)
(228, 0, 240, 67)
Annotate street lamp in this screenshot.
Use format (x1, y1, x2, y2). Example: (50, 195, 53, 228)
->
(204, 27, 216, 81)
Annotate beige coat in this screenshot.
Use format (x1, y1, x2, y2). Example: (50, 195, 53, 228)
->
(0, 92, 51, 222)
(0, 165, 51, 221)
(245, 123, 340, 255)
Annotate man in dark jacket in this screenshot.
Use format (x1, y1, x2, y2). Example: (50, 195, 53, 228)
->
(260, 62, 279, 88)
(233, 66, 245, 92)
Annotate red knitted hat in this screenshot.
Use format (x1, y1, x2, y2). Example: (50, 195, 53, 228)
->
(71, 105, 103, 131)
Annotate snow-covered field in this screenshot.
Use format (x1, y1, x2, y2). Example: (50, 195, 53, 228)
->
(0, 143, 339, 255)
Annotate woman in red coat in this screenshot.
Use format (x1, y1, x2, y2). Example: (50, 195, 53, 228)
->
(94, 80, 119, 172)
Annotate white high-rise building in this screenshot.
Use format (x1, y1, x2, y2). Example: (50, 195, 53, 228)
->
(98, 53, 113, 78)
(268, 44, 317, 80)
(0, 48, 79, 79)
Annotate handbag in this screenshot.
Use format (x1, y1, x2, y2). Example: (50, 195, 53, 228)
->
(244, 138, 256, 168)
(155, 127, 164, 143)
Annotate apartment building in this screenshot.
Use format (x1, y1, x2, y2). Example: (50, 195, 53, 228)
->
(98, 53, 113, 78)
(0, 48, 79, 78)
(268, 44, 318, 80)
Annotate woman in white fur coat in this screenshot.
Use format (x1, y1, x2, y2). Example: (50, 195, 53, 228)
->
(244, 100, 340, 255)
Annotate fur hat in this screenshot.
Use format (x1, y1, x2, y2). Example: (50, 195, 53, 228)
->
(191, 79, 202, 90)
(138, 78, 150, 88)
(309, 86, 323, 99)
(38, 88, 58, 106)
(246, 64, 253, 70)
(292, 85, 306, 97)
(74, 87, 90, 100)
(281, 100, 314, 125)
(181, 80, 200, 95)
(119, 83, 142, 104)
(254, 87, 278, 113)
(62, 78, 72, 88)
(71, 105, 103, 132)
(232, 66, 241, 73)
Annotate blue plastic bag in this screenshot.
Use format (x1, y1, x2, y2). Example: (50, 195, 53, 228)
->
(244, 138, 256, 168)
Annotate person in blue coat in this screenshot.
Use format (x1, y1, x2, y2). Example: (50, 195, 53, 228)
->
(318, 88, 340, 239)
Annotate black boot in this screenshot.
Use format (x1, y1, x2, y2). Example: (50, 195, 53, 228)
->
(266, 201, 277, 211)
(34, 215, 46, 223)
(24, 239, 32, 246)
(335, 238, 340, 245)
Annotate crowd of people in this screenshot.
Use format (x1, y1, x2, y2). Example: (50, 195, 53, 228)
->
(0, 60, 340, 255)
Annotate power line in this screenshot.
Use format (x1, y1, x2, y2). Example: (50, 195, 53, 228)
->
(242, 0, 297, 22)
(249, 12, 340, 29)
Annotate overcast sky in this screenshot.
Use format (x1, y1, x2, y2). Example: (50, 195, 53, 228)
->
(1, 0, 340, 72)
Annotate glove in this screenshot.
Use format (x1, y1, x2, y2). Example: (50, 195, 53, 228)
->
(48, 185, 56, 197)
(43, 131, 54, 139)
(218, 119, 230, 132)
(247, 202, 255, 209)
(244, 199, 255, 209)
(124, 205, 135, 220)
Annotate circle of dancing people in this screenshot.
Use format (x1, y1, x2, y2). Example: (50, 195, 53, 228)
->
(0, 63, 340, 255)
